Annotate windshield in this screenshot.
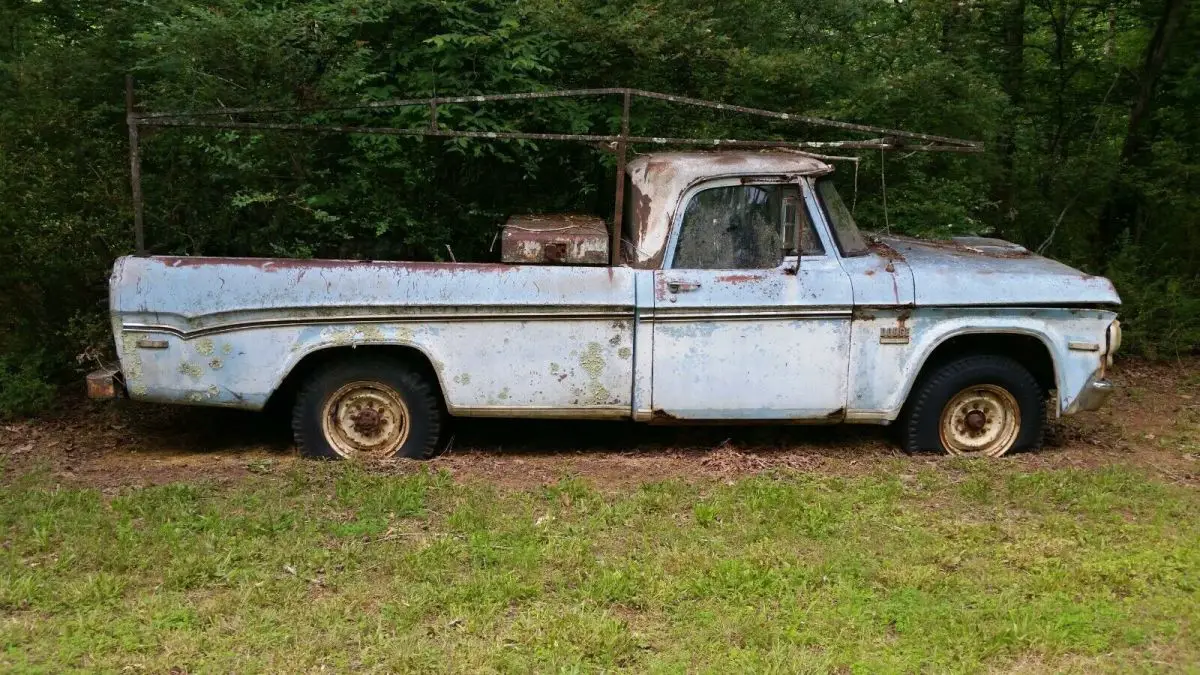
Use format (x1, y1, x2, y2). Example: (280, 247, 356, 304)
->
(815, 178, 869, 256)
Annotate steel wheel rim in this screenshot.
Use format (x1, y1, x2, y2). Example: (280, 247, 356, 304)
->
(321, 381, 411, 459)
(938, 384, 1020, 457)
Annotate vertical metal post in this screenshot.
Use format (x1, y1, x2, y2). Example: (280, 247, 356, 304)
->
(610, 90, 631, 266)
(429, 101, 438, 132)
(126, 75, 146, 254)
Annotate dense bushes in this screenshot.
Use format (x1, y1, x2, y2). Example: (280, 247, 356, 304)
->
(1, 0, 1197, 417)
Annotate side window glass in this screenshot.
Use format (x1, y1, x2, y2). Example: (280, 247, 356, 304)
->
(793, 193, 825, 257)
(673, 184, 822, 269)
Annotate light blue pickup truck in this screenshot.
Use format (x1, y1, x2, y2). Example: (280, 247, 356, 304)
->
(91, 151, 1121, 460)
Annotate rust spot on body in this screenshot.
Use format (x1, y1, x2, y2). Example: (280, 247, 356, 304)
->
(650, 409, 679, 422)
(715, 273, 761, 284)
(644, 159, 676, 179)
(712, 154, 749, 166)
(869, 240, 905, 262)
(632, 186, 652, 231)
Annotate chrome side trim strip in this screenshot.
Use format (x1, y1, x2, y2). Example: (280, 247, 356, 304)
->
(641, 309, 852, 323)
(123, 310, 636, 339)
(123, 306, 857, 338)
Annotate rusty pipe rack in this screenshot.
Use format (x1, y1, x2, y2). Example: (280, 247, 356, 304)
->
(125, 81, 984, 263)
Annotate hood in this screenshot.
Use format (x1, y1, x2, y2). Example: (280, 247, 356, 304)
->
(876, 235, 1120, 307)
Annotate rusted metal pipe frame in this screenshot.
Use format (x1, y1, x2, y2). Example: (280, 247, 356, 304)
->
(136, 87, 982, 151)
(611, 91, 631, 265)
(136, 88, 633, 120)
(127, 84, 984, 257)
(138, 117, 618, 143)
(135, 117, 976, 152)
(126, 75, 145, 254)
(627, 90, 981, 149)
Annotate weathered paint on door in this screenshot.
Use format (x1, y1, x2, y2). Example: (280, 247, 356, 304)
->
(649, 261, 854, 419)
(648, 178, 855, 420)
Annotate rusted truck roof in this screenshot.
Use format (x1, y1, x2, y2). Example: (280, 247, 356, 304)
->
(624, 152, 833, 268)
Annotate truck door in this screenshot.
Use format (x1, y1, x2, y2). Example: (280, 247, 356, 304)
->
(650, 178, 854, 419)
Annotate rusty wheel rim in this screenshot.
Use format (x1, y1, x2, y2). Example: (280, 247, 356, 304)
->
(321, 381, 410, 459)
(938, 384, 1020, 458)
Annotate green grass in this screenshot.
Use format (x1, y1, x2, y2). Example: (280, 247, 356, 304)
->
(1, 462, 1197, 673)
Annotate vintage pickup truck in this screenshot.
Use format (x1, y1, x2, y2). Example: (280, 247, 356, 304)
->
(92, 151, 1121, 459)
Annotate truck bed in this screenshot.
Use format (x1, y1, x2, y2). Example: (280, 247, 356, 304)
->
(110, 256, 639, 415)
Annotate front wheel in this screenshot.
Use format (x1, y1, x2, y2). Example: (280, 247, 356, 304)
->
(899, 354, 1045, 457)
(292, 358, 443, 460)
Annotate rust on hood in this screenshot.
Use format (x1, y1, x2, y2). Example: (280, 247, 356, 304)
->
(881, 234, 1033, 260)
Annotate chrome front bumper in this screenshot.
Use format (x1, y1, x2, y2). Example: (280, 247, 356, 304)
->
(1065, 374, 1115, 414)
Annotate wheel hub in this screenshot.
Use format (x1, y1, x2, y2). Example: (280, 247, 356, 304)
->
(964, 409, 987, 432)
(349, 407, 384, 436)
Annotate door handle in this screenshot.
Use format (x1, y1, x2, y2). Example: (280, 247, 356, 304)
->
(667, 281, 702, 293)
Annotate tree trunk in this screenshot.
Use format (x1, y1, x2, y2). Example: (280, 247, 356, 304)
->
(1105, 3, 1117, 57)
(1120, 0, 1186, 162)
(940, 1, 967, 54)
(1097, 0, 1188, 255)
(994, 0, 1026, 235)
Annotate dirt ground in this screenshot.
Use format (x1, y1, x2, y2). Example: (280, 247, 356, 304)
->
(2, 358, 1198, 490)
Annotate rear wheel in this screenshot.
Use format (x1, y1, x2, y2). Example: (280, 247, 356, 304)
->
(899, 354, 1044, 457)
(292, 358, 443, 460)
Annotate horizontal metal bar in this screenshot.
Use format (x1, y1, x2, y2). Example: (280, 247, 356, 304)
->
(625, 135, 978, 152)
(138, 117, 618, 143)
(626, 90, 982, 148)
(138, 88, 629, 120)
(134, 87, 982, 150)
(136, 117, 979, 152)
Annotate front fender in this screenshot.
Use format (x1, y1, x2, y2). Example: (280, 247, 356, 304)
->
(846, 307, 1117, 422)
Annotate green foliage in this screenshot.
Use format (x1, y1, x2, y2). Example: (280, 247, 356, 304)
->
(1105, 235, 1200, 358)
(0, 352, 56, 419)
(2, 0, 1199, 415)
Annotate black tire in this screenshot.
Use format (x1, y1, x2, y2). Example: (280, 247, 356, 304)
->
(291, 357, 443, 460)
(898, 354, 1045, 457)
